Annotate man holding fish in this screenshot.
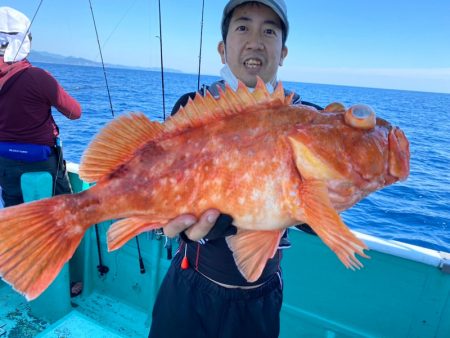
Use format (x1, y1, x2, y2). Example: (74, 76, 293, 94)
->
(150, 1, 321, 337)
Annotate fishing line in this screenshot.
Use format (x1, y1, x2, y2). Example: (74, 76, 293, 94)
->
(10, 0, 44, 62)
(88, 0, 115, 118)
(197, 0, 205, 91)
(158, 0, 166, 120)
(94, 0, 139, 60)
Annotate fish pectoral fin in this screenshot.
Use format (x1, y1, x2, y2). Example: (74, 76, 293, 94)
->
(226, 229, 284, 282)
(107, 217, 165, 251)
(300, 179, 369, 269)
(288, 134, 345, 181)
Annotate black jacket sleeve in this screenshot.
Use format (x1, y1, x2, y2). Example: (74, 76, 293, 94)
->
(171, 92, 197, 116)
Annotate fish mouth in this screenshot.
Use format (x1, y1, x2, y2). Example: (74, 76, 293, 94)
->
(388, 127, 410, 181)
(243, 58, 263, 71)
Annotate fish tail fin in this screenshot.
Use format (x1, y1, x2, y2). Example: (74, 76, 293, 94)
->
(300, 180, 369, 269)
(0, 195, 87, 300)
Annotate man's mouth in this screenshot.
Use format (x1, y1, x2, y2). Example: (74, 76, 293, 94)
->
(244, 58, 262, 69)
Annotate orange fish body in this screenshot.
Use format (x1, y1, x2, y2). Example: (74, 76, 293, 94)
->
(0, 79, 410, 300)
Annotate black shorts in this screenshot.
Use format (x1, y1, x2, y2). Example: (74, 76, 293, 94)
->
(0, 146, 71, 207)
(149, 252, 283, 338)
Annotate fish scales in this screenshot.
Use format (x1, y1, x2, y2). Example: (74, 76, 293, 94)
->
(0, 79, 410, 300)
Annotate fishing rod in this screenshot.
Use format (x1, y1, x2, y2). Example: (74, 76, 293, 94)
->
(152, 0, 207, 259)
(136, 237, 146, 274)
(157, 0, 166, 120)
(86, 0, 113, 277)
(87, 0, 148, 276)
(88, 0, 115, 118)
(154, 0, 174, 260)
(94, 224, 109, 276)
(197, 0, 205, 91)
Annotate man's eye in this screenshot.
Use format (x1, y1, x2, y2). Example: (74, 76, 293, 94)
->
(265, 28, 276, 35)
(236, 25, 247, 32)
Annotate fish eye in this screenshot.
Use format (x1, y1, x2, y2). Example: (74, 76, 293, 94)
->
(344, 104, 376, 129)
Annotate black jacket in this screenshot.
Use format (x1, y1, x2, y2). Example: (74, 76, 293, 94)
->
(171, 80, 323, 116)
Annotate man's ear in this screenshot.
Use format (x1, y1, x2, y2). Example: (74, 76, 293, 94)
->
(218, 41, 226, 64)
(279, 46, 288, 66)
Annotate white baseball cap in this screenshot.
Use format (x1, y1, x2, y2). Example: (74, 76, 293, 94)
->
(0, 7, 31, 62)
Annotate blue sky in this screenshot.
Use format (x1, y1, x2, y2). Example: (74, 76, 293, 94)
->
(1, 0, 449, 94)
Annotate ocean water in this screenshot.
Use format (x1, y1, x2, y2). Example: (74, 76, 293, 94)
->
(40, 63, 450, 253)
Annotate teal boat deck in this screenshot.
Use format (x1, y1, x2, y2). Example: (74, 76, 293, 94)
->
(0, 287, 147, 338)
(1, 165, 449, 337)
(38, 293, 148, 338)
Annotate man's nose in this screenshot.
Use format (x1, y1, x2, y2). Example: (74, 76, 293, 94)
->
(245, 32, 264, 50)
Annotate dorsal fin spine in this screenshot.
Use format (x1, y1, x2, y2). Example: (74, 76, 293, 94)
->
(223, 83, 244, 113)
(185, 96, 204, 126)
(192, 93, 212, 121)
(273, 81, 285, 100)
(79, 78, 290, 183)
(252, 77, 271, 101)
(203, 90, 220, 114)
(236, 81, 256, 106)
(217, 85, 237, 116)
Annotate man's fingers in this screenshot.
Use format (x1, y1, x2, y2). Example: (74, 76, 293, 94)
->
(184, 209, 220, 241)
(163, 214, 197, 238)
(162, 209, 221, 240)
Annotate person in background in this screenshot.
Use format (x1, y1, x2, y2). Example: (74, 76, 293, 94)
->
(149, 1, 321, 337)
(0, 7, 81, 207)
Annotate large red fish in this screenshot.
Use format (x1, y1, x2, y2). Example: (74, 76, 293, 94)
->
(0, 79, 410, 300)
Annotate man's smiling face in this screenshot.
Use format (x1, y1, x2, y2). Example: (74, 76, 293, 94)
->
(218, 3, 288, 88)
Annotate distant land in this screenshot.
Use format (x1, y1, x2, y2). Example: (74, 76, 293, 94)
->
(28, 50, 182, 73)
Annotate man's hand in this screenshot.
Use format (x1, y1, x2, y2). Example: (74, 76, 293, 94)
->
(163, 209, 220, 241)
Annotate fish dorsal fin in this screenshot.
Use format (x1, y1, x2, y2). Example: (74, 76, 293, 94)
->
(164, 77, 290, 134)
(79, 112, 164, 182)
(79, 78, 290, 182)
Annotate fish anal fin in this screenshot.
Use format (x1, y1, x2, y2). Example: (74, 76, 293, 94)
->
(226, 229, 284, 282)
(79, 112, 164, 182)
(107, 217, 166, 251)
(298, 179, 369, 269)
